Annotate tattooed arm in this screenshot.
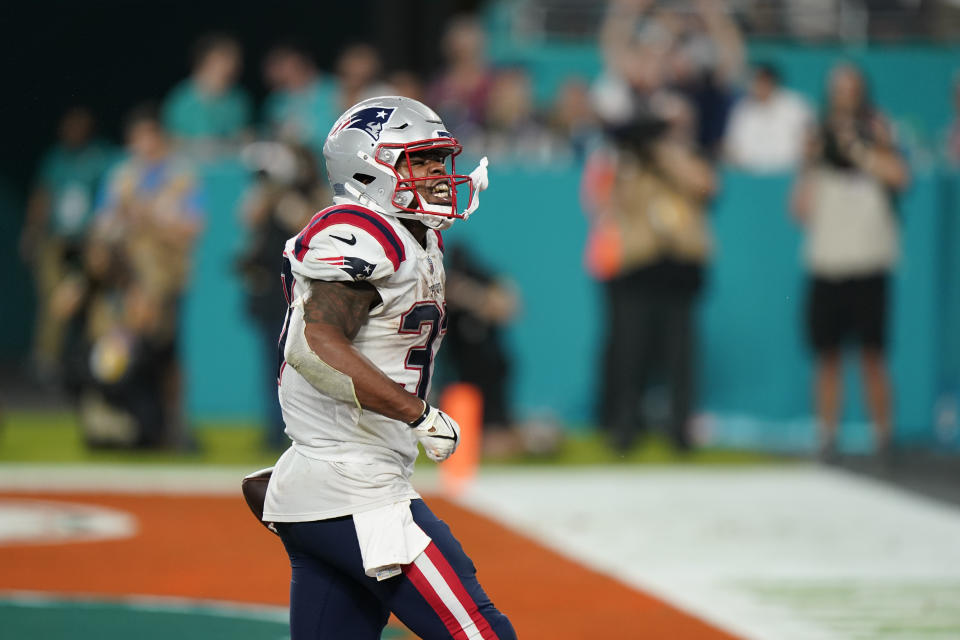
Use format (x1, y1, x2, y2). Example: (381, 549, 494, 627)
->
(299, 279, 425, 423)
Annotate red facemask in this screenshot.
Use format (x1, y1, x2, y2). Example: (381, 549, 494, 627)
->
(374, 138, 476, 220)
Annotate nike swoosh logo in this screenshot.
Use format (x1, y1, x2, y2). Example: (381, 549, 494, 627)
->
(330, 234, 357, 246)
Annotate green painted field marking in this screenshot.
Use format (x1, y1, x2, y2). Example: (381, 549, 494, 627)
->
(741, 580, 960, 639)
(0, 596, 410, 639)
(0, 410, 775, 466)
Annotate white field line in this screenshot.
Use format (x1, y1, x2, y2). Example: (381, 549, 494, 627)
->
(0, 463, 440, 495)
(0, 464, 257, 494)
(458, 465, 960, 640)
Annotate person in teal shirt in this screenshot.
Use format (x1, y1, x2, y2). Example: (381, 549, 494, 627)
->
(262, 43, 338, 156)
(163, 33, 252, 145)
(20, 106, 119, 377)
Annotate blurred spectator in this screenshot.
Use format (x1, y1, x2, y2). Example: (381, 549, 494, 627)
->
(724, 62, 813, 172)
(444, 244, 521, 458)
(585, 93, 715, 452)
(592, 0, 669, 127)
(946, 73, 960, 165)
(791, 63, 909, 462)
(96, 105, 205, 303)
(660, 0, 745, 157)
(548, 78, 603, 162)
(428, 15, 496, 141)
(388, 70, 425, 102)
(20, 107, 118, 380)
(262, 42, 338, 156)
(69, 104, 205, 448)
(481, 66, 562, 163)
(236, 142, 326, 449)
(163, 33, 252, 149)
(594, 0, 744, 158)
(333, 43, 391, 113)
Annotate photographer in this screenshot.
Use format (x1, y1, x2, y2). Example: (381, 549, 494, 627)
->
(58, 105, 204, 449)
(590, 93, 715, 452)
(237, 141, 326, 448)
(791, 63, 909, 463)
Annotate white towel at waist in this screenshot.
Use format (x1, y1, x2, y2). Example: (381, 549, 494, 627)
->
(353, 500, 431, 581)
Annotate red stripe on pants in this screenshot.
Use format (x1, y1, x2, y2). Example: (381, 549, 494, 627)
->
(424, 543, 499, 640)
(403, 558, 470, 640)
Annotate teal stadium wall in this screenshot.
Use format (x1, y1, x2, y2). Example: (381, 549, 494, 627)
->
(2, 43, 957, 451)
(180, 43, 960, 451)
(183, 160, 960, 452)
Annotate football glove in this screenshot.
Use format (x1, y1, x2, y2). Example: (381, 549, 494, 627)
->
(408, 403, 460, 462)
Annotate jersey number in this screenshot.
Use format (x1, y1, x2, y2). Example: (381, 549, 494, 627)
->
(399, 302, 447, 400)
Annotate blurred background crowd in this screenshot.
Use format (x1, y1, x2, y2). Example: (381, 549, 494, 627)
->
(2, 0, 960, 461)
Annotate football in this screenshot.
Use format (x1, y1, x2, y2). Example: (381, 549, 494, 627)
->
(241, 467, 278, 535)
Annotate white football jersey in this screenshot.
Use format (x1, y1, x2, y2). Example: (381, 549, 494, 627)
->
(264, 202, 447, 522)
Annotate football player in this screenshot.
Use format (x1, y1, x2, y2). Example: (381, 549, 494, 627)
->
(255, 96, 515, 639)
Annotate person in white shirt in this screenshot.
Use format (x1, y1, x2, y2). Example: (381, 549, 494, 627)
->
(724, 63, 812, 172)
(790, 64, 909, 464)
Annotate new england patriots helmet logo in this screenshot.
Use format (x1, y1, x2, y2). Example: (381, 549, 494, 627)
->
(335, 106, 396, 141)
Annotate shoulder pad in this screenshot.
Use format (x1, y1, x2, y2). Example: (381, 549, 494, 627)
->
(286, 205, 406, 283)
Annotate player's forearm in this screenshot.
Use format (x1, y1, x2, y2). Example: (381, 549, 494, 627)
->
(302, 324, 424, 423)
(287, 278, 425, 423)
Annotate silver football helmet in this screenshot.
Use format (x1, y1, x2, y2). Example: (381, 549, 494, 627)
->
(323, 96, 485, 230)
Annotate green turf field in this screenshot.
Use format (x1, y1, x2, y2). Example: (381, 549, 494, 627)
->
(0, 410, 777, 466)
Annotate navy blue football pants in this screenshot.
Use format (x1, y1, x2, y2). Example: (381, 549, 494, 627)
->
(275, 499, 516, 640)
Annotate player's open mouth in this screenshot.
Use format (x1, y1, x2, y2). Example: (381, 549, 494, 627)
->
(428, 182, 452, 202)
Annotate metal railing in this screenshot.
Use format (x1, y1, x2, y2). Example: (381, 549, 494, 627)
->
(496, 0, 960, 43)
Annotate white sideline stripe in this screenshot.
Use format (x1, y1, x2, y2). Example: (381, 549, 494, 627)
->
(414, 552, 484, 639)
(0, 589, 289, 622)
(0, 464, 248, 494)
(0, 463, 440, 495)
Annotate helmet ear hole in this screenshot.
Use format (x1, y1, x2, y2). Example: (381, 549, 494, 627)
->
(352, 173, 376, 185)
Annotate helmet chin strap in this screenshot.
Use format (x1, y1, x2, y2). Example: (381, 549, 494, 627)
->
(387, 200, 454, 230)
(418, 214, 455, 230)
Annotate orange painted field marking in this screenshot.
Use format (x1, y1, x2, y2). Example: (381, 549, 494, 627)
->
(0, 491, 737, 639)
